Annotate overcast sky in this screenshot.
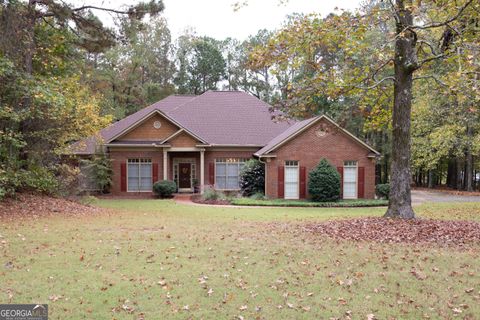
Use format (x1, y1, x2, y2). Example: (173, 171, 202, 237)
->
(71, 0, 362, 40)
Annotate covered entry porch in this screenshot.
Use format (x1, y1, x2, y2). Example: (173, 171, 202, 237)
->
(162, 147, 205, 193)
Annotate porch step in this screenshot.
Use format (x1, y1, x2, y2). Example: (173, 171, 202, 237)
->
(173, 193, 193, 201)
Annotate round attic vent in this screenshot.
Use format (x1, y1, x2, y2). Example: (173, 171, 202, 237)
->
(153, 120, 162, 129)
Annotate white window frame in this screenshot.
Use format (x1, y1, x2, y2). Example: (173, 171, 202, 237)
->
(343, 160, 358, 199)
(173, 158, 197, 190)
(215, 158, 246, 190)
(127, 158, 152, 192)
(284, 160, 299, 200)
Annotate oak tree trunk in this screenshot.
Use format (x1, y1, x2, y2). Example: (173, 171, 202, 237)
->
(465, 126, 474, 192)
(384, 0, 416, 219)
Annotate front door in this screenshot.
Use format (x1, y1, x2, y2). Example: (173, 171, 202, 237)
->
(178, 163, 191, 189)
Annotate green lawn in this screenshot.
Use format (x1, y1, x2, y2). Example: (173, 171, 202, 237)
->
(230, 197, 388, 207)
(1, 200, 479, 319)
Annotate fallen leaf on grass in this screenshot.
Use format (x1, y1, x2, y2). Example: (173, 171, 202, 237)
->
(301, 218, 480, 246)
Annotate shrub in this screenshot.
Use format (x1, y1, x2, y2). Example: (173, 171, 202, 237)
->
(80, 153, 113, 194)
(250, 192, 266, 200)
(0, 164, 58, 200)
(20, 165, 58, 193)
(201, 186, 227, 201)
(308, 158, 341, 202)
(376, 183, 390, 199)
(239, 159, 265, 196)
(56, 164, 81, 196)
(153, 180, 177, 198)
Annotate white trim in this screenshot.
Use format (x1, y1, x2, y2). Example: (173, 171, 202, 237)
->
(343, 161, 358, 199)
(255, 115, 380, 157)
(173, 158, 197, 191)
(168, 147, 202, 152)
(107, 110, 208, 144)
(161, 129, 185, 144)
(126, 159, 153, 193)
(200, 150, 205, 194)
(214, 158, 246, 191)
(163, 150, 168, 180)
(207, 144, 264, 147)
(106, 143, 171, 148)
(284, 160, 299, 200)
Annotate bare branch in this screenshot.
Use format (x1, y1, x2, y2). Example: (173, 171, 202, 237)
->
(411, 0, 474, 30)
(71, 5, 134, 15)
(416, 40, 438, 56)
(418, 53, 448, 68)
(372, 59, 394, 82)
(348, 76, 396, 90)
(413, 75, 448, 86)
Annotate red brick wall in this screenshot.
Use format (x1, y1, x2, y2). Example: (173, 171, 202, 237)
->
(265, 119, 376, 199)
(118, 113, 178, 141)
(109, 149, 163, 195)
(204, 150, 256, 187)
(169, 132, 199, 147)
(109, 149, 257, 195)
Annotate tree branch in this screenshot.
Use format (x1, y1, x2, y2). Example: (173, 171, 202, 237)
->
(413, 75, 447, 86)
(371, 59, 394, 82)
(71, 5, 134, 15)
(349, 76, 396, 90)
(418, 53, 448, 68)
(411, 0, 474, 30)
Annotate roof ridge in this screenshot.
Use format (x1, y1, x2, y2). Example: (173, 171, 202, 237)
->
(165, 93, 202, 113)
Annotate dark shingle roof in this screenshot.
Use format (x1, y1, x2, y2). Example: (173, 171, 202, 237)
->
(71, 92, 379, 157)
(158, 91, 293, 146)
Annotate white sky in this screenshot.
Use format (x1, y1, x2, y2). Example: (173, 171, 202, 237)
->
(70, 0, 362, 40)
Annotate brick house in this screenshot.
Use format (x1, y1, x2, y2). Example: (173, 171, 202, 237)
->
(73, 91, 379, 199)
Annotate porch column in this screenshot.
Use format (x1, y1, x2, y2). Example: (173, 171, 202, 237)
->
(163, 149, 168, 180)
(200, 148, 205, 194)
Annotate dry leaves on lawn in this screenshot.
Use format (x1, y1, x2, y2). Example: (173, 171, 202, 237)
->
(0, 193, 101, 219)
(301, 217, 480, 246)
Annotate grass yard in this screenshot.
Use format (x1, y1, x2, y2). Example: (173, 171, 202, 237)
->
(1, 200, 479, 319)
(230, 197, 388, 207)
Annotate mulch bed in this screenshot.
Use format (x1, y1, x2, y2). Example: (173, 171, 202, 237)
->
(0, 193, 101, 219)
(190, 195, 231, 205)
(301, 217, 480, 246)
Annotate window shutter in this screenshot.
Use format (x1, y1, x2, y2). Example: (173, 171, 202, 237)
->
(358, 166, 365, 198)
(121, 162, 127, 192)
(337, 167, 343, 197)
(152, 163, 158, 183)
(209, 162, 215, 185)
(299, 166, 306, 199)
(278, 166, 285, 198)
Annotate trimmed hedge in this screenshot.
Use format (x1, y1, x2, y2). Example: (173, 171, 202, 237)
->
(153, 180, 177, 198)
(308, 158, 341, 202)
(231, 198, 388, 207)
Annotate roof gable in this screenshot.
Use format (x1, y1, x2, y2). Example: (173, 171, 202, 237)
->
(112, 112, 179, 142)
(71, 95, 196, 154)
(255, 115, 380, 157)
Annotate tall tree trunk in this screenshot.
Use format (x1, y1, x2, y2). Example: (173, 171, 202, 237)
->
(385, 0, 416, 219)
(465, 127, 474, 192)
(456, 157, 463, 190)
(428, 170, 434, 188)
